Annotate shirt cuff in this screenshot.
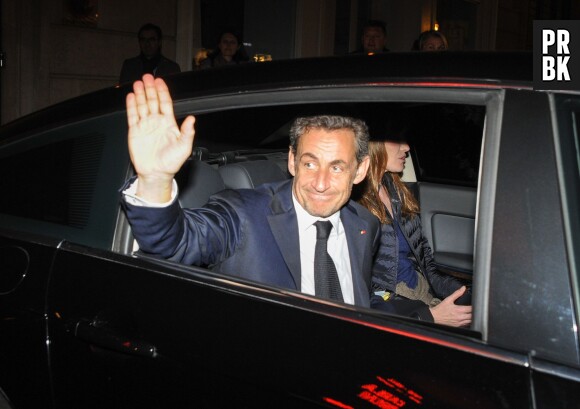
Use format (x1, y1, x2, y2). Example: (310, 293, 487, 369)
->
(122, 178, 178, 207)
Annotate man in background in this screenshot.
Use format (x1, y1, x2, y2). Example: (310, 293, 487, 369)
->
(119, 23, 181, 84)
(352, 20, 390, 55)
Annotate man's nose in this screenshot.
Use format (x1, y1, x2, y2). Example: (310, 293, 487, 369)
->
(312, 168, 331, 192)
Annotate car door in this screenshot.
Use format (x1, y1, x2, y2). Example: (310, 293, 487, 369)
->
(0, 232, 57, 409)
(46, 241, 535, 409)
(0, 113, 129, 408)
(482, 89, 580, 408)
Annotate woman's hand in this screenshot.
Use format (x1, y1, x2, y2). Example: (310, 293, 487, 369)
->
(430, 286, 472, 327)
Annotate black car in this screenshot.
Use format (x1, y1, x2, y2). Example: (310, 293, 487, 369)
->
(0, 52, 579, 408)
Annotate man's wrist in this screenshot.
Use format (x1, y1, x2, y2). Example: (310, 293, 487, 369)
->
(136, 175, 175, 203)
(123, 178, 178, 207)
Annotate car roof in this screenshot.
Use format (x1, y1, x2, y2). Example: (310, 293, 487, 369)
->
(0, 51, 532, 141)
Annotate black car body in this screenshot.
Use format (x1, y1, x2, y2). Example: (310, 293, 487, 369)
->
(0, 52, 579, 408)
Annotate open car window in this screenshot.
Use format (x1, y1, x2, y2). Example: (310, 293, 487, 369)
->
(123, 86, 493, 336)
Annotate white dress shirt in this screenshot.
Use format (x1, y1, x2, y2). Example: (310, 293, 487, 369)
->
(292, 195, 355, 304)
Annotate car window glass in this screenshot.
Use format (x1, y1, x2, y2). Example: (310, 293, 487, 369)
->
(0, 116, 129, 249)
(408, 104, 485, 187)
(0, 136, 105, 227)
(191, 102, 485, 163)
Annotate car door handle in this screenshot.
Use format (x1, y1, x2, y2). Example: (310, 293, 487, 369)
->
(75, 319, 158, 358)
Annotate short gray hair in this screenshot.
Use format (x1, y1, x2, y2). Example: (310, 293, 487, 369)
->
(289, 115, 369, 163)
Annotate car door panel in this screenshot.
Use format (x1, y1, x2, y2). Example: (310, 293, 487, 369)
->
(417, 183, 476, 276)
(0, 233, 60, 409)
(45, 242, 536, 408)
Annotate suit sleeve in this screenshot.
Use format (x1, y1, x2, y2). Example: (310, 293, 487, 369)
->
(421, 229, 471, 305)
(370, 295, 434, 322)
(121, 188, 242, 266)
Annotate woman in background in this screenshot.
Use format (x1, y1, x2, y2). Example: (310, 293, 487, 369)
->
(359, 139, 472, 327)
(413, 30, 448, 51)
(200, 30, 250, 69)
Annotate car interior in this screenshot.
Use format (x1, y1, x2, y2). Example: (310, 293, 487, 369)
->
(165, 100, 484, 303)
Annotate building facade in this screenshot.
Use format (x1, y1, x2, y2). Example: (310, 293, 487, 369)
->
(0, 0, 576, 124)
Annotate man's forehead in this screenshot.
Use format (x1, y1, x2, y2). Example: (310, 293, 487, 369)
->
(364, 27, 385, 36)
(141, 29, 158, 38)
(301, 127, 355, 139)
(297, 128, 357, 155)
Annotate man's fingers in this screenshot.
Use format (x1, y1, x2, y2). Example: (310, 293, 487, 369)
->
(180, 115, 196, 141)
(155, 77, 175, 120)
(126, 93, 139, 128)
(133, 79, 149, 119)
(143, 74, 160, 115)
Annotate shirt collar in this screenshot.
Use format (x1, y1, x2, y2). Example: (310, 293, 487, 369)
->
(292, 192, 341, 234)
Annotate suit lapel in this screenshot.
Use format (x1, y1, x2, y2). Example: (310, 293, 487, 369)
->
(266, 181, 371, 305)
(341, 204, 372, 306)
(267, 181, 301, 290)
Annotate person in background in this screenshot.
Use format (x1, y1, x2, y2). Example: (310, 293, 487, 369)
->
(412, 30, 448, 51)
(358, 139, 472, 327)
(351, 20, 389, 55)
(119, 23, 181, 84)
(200, 30, 250, 69)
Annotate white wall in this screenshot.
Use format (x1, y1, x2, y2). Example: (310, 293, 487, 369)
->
(1, 0, 179, 124)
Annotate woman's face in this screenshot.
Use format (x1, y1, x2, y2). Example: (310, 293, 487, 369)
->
(218, 33, 239, 57)
(384, 141, 410, 173)
(421, 36, 446, 51)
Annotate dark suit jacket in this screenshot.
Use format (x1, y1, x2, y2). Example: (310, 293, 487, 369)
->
(119, 54, 181, 84)
(122, 179, 380, 307)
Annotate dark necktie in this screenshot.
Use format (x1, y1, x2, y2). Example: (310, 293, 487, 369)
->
(314, 221, 344, 302)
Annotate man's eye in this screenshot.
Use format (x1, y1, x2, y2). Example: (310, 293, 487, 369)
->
(305, 162, 315, 169)
(331, 165, 343, 173)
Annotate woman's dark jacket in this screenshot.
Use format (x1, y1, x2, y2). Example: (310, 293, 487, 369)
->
(370, 173, 470, 321)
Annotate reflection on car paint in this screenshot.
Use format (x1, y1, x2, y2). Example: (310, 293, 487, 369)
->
(325, 376, 423, 408)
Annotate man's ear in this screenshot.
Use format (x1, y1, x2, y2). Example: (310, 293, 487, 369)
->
(287, 148, 296, 177)
(353, 156, 370, 184)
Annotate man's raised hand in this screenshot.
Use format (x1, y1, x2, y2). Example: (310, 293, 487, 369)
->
(126, 74, 195, 203)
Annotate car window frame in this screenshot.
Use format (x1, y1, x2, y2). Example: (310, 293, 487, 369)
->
(113, 84, 503, 338)
(550, 92, 580, 340)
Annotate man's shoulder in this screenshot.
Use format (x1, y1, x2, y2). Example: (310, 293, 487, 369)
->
(209, 179, 292, 210)
(345, 200, 380, 228)
(122, 55, 141, 65)
(159, 55, 181, 71)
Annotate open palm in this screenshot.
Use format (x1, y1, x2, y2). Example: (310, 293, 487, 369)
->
(126, 74, 195, 201)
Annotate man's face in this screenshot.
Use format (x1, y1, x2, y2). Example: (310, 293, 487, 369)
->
(362, 27, 386, 54)
(288, 128, 369, 218)
(139, 29, 161, 58)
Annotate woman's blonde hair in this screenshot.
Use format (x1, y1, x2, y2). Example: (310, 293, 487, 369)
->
(358, 140, 419, 224)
